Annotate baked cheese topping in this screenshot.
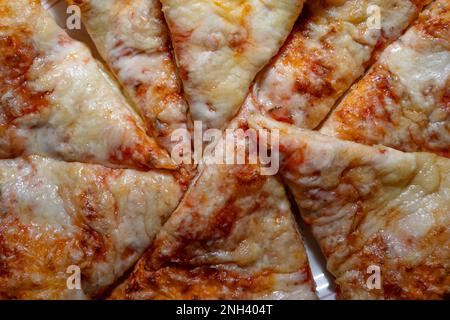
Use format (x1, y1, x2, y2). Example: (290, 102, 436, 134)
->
(111, 163, 315, 300)
(160, 0, 305, 130)
(110, 118, 316, 300)
(0, 156, 184, 299)
(249, 0, 428, 129)
(0, 0, 174, 169)
(249, 115, 450, 300)
(70, 0, 190, 153)
(321, 0, 450, 158)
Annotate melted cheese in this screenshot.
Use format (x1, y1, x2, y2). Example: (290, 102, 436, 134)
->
(322, 0, 450, 158)
(110, 132, 316, 300)
(0, 155, 183, 299)
(0, 0, 174, 169)
(160, 0, 305, 130)
(249, 0, 428, 129)
(249, 115, 450, 300)
(71, 0, 190, 153)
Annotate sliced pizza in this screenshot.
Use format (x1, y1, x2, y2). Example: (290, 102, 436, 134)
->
(68, 0, 190, 153)
(0, 155, 185, 300)
(109, 120, 315, 299)
(321, 0, 450, 158)
(110, 164, 316, 300)
(248, 0, 429, 130)
(0, 0, 174, 170)
(160, 0, 305, 130)
(249, 115, 450, 299)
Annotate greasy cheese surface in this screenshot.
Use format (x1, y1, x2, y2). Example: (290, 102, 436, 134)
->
(0, 0, 174, 169)
(161, 0, 305, 130)
(249, 116, 450, 299)
(0, 156, 183, 299)
(321, 0, 450, 158)
(250, 0, 428, 129)
(110, 163, 316, 300)
(70, 0, 190, 153)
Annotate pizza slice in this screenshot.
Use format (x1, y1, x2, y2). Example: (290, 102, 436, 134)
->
(0, 0, 174, 170)
(321, 0, 450, 158)
(0, 155, 185, 300)
(249, 115, 450, 299)
(247, 0, 429, 130)
(160, 0, 305, 130)
(68, 0, 190, 153)
(109, 121, 316, 299)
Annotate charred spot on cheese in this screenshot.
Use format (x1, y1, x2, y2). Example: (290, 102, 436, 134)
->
(228, 29, 248, 54)
(415, 0, 449, 41)
(0, 35, 50, 126)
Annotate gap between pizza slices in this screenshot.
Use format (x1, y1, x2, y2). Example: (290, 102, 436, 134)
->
(0, 0, 175, 170)
(67, 0, 191, 154)
(159, 0, 306, 130)
(0, 0, 188, 300)
(241, 0, 450, 300)
(248, 113, 450, 300)
(1, 0, 449, 301)
(246, 0, 430, 130)
(0, 0, 317, 300)
(321, 0, 450, 158)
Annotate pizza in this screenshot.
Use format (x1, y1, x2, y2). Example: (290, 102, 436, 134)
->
(249, 115, 450, 299)
(0, 155, 184, 299)
(68, 0, 190, 153)
(0, 0, 174, 170)
(110, 162, 316, 300)
(321, 0, 450, 158)
(248, 0, 429, 129)
(160, 0, 306, 130)
(109, 105, 316, 300)
(1, 0, 449, 301)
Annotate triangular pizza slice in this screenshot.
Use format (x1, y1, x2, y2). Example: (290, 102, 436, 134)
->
(249, 115, 450, 299)
(109, 119, 316, 299)
(321, 0, 450, 158)
(247, 0, 429, 129)
(0, 0, 174, 170)
(110, 164, 316, 300)
(68, 0, 190, 153)
(0, 155, 185, 299)
(160, 0, 305, 130)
